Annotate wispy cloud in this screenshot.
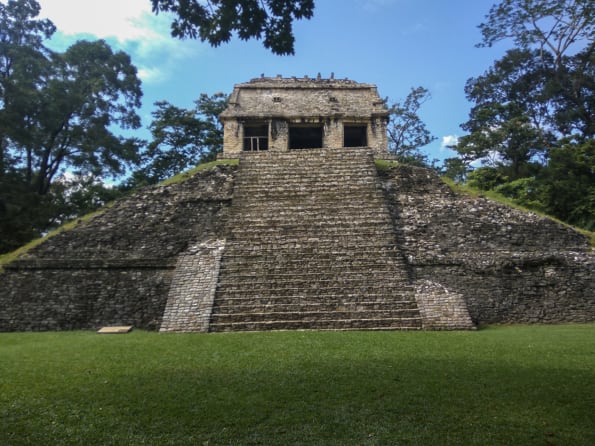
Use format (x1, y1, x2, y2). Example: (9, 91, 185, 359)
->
(37, 0, 198, 84)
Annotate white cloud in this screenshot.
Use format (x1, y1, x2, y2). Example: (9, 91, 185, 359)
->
(137, 66, 167, 83)
(441, 134, 459, 148)
(36, 0, 198, 85)
(37, 0, 154, 42)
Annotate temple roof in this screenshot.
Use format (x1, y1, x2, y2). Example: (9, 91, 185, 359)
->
(219, 76, 388, 120)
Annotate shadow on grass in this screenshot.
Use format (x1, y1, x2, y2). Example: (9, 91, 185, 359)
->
(1, 329, 594, 445)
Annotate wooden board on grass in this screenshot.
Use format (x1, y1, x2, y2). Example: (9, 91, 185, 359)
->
(97, 326, 133, 334)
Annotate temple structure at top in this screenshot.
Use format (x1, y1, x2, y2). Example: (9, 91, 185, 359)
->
(219, 75, 389, 155)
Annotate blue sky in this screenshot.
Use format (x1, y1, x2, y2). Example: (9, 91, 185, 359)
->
(32, 0, 513, 164)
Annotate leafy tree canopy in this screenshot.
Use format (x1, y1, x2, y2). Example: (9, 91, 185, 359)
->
(150, 0, 315, 55)
(386, 86, 436, 166)
(127, 92, 227, 187)
(478, 0, 593, 68)
(449, 0, 594, 230)
(0, 0, 143, 252)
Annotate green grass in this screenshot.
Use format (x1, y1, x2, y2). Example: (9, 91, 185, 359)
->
(1, 325, 594, 445)
(159, 158, 238, 186)
(374, 159, 400, 171)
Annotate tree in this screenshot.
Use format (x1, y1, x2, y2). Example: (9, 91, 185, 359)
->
(551, 48, 594, 138)
(441, 157, 469, 183)
(539, 138, 594, 229)
(47, 174, 124, 226)
(477, 0, 594, 140)
(128, 92, 227, 186)
(448, 0, 594, 230)
(150, 0, 315, 55)
(0, 0, 55, 176)
(0, 1, 144, 252)
(17, 40, 143, 196)
(456, 49, 557, 178)
(478, 0, 593, 69)
(456, 0, 594, 176)
(386, 86, 436, 166)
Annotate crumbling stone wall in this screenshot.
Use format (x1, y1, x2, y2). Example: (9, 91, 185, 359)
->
(0, 262, 173, 331)
(160, 239, 226, 333)
(220, 77, 389, 154)
(0, 160, 592, 332)
(0, 165, 237, 331)
(379, 165, 594, 325)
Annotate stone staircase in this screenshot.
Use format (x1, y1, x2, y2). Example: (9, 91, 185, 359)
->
(209, 149, 422, 331)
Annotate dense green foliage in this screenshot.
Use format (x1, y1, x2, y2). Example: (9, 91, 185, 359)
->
(446, 0, 594, 231)
(0, 1, 228, 252)
(150, 0, 315, 55)
(1, 326, 594, 445)
(126, 93, 227, 187)
(1, 0, 592, 251)
(0, 0, 143, 252)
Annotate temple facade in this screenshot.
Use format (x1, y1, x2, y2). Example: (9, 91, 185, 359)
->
(219, 75, 389, 155)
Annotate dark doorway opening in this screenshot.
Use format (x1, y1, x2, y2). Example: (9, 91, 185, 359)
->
(344, 125, 367, 147)
(289, 126, 323, 149)
(243, 124, 268, 151)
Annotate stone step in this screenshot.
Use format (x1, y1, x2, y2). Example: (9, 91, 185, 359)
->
(233, 194, 384, 205)
(208, 149, 419, 332)
(228, 218, 392, 228)
(211, 308, 421, 323)
(230, 205, 390, 216)
(236, 171, 376, 181)
(235, 174, 379, 184)
(212, 299, 418, 313)
(228, 223, 395, 232)
(220, 266, 404, 277)
(215, 292, 412, 302)
(237, 165, 376, 175)
(228, 232, 394, 241)
(233, 187, 383, 196)
(224, 236, 398, 244)
(240, 152, 374, 161)
(228, 209, 392, 218)
(236, 174, 378, 183)
(208, 317, 422, 332)
(216, 278, 410, 289)
(216, 263, 408, 275)
(238, 165, 376, 172)
(220, 242, 402, 253)
(218, 258, 407, 271)
(238, 168, 377, 175)
(222, 247, 399, 256)
(217, 278, 411, 288)
(215, 282, 412, 294)
(219, 255, 407, 265)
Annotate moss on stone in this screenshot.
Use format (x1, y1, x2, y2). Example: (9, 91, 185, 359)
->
(159, 159, 239, 186)
(374, 159, 400, 171)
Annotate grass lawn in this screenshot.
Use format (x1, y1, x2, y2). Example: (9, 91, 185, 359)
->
(1, 325, 594, 445)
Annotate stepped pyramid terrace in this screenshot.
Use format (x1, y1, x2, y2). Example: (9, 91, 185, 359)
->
(0, 76, 593, 332)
